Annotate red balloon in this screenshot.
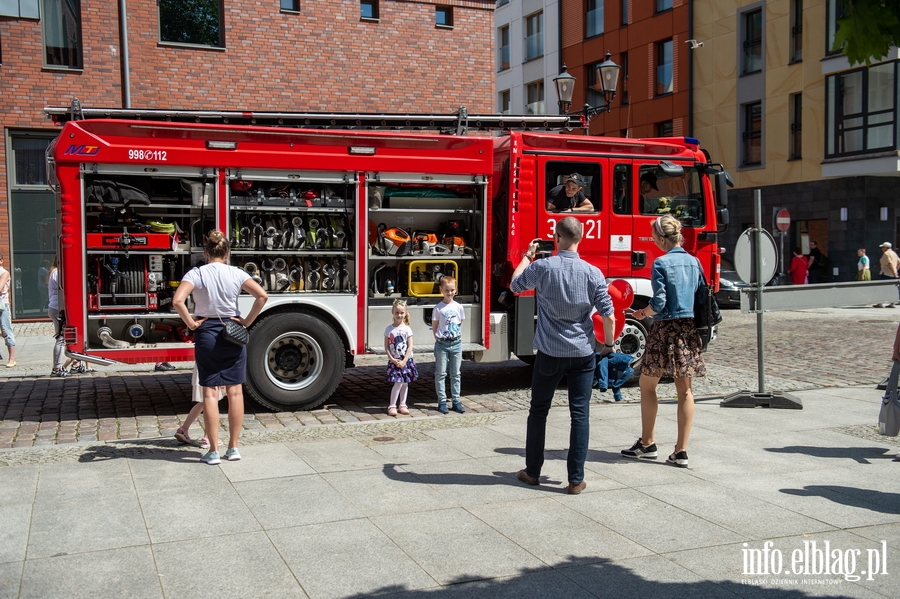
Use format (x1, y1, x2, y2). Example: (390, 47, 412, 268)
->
(608, 279, 634, 312)
(593, 310, 626, 345)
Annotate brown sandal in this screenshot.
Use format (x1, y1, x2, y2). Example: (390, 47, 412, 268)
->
(387, 406, 398, 416)
(398, 405, 410, 415)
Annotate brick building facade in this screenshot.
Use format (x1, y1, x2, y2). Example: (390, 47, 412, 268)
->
(0, 0, 494, 319)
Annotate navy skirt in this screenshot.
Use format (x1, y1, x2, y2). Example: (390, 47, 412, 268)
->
(194, 320, 247, 387)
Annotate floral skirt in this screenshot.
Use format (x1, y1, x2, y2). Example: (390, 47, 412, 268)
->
(387, 357, 419, 383)
(641, 318, 706, 379)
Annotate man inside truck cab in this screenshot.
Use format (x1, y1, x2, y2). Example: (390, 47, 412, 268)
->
(639, 172, 662, 214)
(546, 173, 593, 213)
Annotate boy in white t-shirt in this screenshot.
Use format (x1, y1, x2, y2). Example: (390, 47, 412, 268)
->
(432, 276, 465, 414)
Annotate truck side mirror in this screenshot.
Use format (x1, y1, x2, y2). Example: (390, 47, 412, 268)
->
(717, 207, 729, 232)
(714, 171, 729, 208)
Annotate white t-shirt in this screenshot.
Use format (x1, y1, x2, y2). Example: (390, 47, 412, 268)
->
(0, 266, 9, 303)
(384, 323, 414, 360)
(181, 262, 250, 318)
(432, 300, 465, 340)
(48, 269, 60, 311)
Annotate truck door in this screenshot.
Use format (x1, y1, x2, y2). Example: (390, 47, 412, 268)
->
(608, 161, 635, 278)
(538, 159, 609, 273)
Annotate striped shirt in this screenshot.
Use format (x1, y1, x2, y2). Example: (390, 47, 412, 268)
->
(510, 250, 614, 358)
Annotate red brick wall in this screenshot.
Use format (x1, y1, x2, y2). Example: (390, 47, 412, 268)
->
(0, 0, 494, 273)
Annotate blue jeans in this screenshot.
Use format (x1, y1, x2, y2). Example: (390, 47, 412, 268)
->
(0, 304, 15, 348)
(525, 351, 595, 485)
(434, 337, 462, 403)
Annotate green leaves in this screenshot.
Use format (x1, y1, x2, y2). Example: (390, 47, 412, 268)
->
(833, 1, 900, 65)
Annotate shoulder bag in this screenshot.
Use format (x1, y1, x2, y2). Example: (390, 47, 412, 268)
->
(198, 267, 250, 347)
(879, 361, 900, 436)
(694, 262, 723, 331)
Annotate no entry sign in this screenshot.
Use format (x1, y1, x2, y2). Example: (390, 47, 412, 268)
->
(776, 209, 790, 232)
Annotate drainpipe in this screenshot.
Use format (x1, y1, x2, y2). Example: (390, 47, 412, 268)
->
(119, 0, 131, 108)
(687, 0, 693, 136)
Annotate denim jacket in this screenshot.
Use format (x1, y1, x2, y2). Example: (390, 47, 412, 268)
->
(647, 247, 701, 320)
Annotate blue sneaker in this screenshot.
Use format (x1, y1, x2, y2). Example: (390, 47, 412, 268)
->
(224, 448, 241, 461)
(437, 402, 449, 414)
(451, 401, 465, 413)
(200, 450, 221, 465)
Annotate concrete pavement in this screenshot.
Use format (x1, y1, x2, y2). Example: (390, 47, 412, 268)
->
(1, 385, 899, 598)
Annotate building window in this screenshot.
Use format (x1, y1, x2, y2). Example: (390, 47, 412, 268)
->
(361, 0, 379, 20)
(158, 0, 224, 47)
(436, 6, 452, 27)
(280, 0, 299, 10)
(789, 93, 802, 160)
(526, 80, 545, 115)
(657, 121, 673, 137)
(656, 40, 673, 96)
(498, 25, 510, 71)
(742, 101, 762, 166)
(656, 0, 672, 12)
(499, 90, 511, 114)
(790, 0, 802, 63)
(622, 0, 628, 25)
(496, 0, 509, 6)
(742, 9, 762, 75)
(525, 12, 543, 61)
(42, 0, 82, 68)
(586, 0, 603, 38)
(826, 0, 847, 56)
(826, 63, 896, 157)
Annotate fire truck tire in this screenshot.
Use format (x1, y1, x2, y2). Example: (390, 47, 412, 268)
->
(244, 311, 345, 411)
(617, 314, 650, 379)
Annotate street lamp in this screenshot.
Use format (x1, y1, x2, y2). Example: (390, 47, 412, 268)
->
(553, 52, 621, 125)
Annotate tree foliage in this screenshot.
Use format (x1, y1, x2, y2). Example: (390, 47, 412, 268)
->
(834, 0, 900, 65)
(158, 0, 222, 47)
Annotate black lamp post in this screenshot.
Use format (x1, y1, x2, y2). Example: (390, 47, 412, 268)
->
(553, 52, 621, 125)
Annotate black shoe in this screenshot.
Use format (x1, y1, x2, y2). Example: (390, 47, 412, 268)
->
(155, 362, 176, 372)
(621, 438, 658, 459)
(50, 368, 69, 378)
(877, 377, 889, 391)
(666, 450, 689, 468)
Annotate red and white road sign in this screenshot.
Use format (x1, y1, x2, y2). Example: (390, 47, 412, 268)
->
(776, 209, 791, 232)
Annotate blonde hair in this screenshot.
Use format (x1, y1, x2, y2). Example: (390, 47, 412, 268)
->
(440, 276, 457, 290)
(652, 215, 683, 245)
(392, 299, 410, 326)
(205, 230, 230, 258)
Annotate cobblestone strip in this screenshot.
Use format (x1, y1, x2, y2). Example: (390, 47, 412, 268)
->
(0, 412, 508, 468)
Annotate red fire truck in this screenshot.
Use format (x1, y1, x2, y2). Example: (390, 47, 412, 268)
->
(46, 104, 729, 411)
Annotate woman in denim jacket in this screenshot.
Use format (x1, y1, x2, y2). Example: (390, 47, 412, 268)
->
(621, 215, 706, 468)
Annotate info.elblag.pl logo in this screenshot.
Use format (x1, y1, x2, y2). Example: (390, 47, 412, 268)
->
(741, 540, 890, 584)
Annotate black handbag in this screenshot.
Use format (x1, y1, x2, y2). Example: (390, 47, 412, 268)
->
(198, 267, 250, 347)
(694, 268, 723, 331)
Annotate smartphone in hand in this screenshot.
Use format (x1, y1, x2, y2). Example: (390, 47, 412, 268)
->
(533, 238, 555, 258)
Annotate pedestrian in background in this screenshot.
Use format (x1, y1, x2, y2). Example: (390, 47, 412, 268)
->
(0, 254, 17, 368)
(874, 242, 900, 308)
(806, 240, 827, 283)
(510, 217, 615, 494)
(173, 230, 268, 465)
(858, 248, 871, 281)
(623, 215, 705, 469)
(788, 247, 808, 285)
(47, 256, 74, 377)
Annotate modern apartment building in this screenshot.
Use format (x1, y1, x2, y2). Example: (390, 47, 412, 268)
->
(495, 0, 560, 115)
(695, 0, 900, 280)
(0, 0, 495, 319)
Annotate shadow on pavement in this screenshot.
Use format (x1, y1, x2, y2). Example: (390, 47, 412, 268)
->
(765, 445, 896, 464)
(780, 485, 900, 515)
(77, 438, 199, 464)
(381, 463, 564, 491)
(341, 555, 864, 598)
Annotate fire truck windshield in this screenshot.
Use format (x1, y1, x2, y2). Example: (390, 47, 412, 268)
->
(637, 165, 705, 226)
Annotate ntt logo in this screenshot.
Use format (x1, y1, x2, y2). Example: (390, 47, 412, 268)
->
(63, 144, 100, 156)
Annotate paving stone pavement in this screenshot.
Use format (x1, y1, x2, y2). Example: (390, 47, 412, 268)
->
(0, 307, 896, 448)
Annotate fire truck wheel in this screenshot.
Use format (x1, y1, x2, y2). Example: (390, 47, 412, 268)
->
(617, 315, 650, 379)
(244, 311, 345, 411)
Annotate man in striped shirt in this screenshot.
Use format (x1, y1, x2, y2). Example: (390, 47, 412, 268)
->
(510, 217, 615, 495)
